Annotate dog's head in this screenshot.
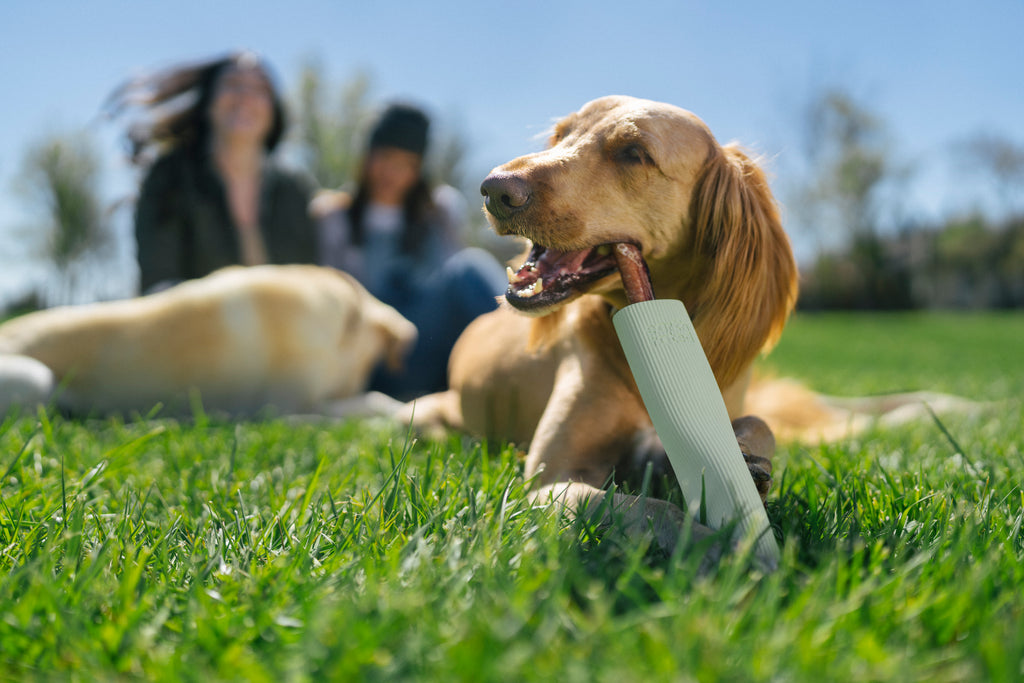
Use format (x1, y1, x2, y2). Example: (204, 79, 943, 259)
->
(480, 95, 798, 385)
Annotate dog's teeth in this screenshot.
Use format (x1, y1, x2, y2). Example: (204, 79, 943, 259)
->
(516, 278, 544, 298)
(507, 266, 533, 286)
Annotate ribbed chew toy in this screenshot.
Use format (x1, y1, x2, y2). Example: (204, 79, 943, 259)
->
(611, 243, 780, 569)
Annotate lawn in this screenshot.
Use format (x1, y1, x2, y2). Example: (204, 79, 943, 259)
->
(1, 312, 1021, 681)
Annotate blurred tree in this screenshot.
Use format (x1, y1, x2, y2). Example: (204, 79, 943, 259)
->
(956, 132, 1024, 217)
(801, 90, 890, 246)
(292, 59, 373, 190)
(925, 212, 1024, 308)
(998, 217, 1024, 306)
(14, 130, 110, 268)
(9, 130, 121, 308)
(795, 89, 912, 308)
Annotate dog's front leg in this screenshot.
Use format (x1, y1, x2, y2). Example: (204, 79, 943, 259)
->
(524, 352, 713, 556)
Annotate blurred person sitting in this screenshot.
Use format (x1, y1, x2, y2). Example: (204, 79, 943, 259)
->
(106, 50, 318, 293)
(315, 103, 505, 400)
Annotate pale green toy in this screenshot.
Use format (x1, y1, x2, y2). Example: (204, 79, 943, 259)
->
(611, 246, 779, 569)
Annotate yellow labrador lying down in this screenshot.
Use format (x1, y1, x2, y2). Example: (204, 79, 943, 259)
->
(0, 265, 416, 417)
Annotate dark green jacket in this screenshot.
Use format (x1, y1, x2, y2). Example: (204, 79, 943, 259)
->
(134, 148, 318, 292)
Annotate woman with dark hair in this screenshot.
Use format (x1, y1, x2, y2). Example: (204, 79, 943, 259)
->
(316, 103, 506, 399)
(107, 50, 318, 293)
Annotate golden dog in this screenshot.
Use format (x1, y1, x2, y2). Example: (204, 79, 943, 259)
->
(405, 96, 798, 552)
(0, 264, 416, 417)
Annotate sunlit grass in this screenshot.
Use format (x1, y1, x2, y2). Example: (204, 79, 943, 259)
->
(1, 312, 1022, 681)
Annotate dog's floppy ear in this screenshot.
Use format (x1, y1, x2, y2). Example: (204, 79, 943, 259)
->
(368, 303, 418, 372)
(687, 143, 798, 387)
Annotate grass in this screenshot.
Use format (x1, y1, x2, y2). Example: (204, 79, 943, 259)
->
(1, 311, 1022, 681)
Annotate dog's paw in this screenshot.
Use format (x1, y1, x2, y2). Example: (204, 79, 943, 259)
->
(732, 415, 775, 504)
(613, 494, 718, 560)
(742, 452, 773, 503)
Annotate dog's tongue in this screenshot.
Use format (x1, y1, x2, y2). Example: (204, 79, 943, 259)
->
(506, 241, 650, 304)
(613, 243, 655, 304)
(506, 245, 604, 299)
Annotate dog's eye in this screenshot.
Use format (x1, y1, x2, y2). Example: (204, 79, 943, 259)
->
(617, 144, 652, 166)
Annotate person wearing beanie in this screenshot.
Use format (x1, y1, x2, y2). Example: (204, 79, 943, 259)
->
(369, 104, 430, 156)
(316, 102, 505, 400)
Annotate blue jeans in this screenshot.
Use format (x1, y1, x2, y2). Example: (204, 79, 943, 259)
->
(370, 247, 506, 400)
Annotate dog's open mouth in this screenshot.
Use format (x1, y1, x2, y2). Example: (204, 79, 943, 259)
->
(505, 242, 624, 312)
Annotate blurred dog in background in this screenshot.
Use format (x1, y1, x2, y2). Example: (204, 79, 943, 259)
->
(0, 264, 416, 418)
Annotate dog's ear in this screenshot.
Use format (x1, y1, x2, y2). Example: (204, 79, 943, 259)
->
(687, 143, 798, 387)
(367, 303, 418, 372)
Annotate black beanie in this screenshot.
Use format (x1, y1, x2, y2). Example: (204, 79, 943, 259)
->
(368, 103, 430, 156)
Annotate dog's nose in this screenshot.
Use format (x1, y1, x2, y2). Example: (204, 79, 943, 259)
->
(480, 172, 532, 219)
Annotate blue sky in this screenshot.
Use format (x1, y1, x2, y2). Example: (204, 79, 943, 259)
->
(1, 0, 1022, 301)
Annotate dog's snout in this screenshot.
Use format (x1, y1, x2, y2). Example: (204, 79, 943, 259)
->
(480, 172, 532, 219)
